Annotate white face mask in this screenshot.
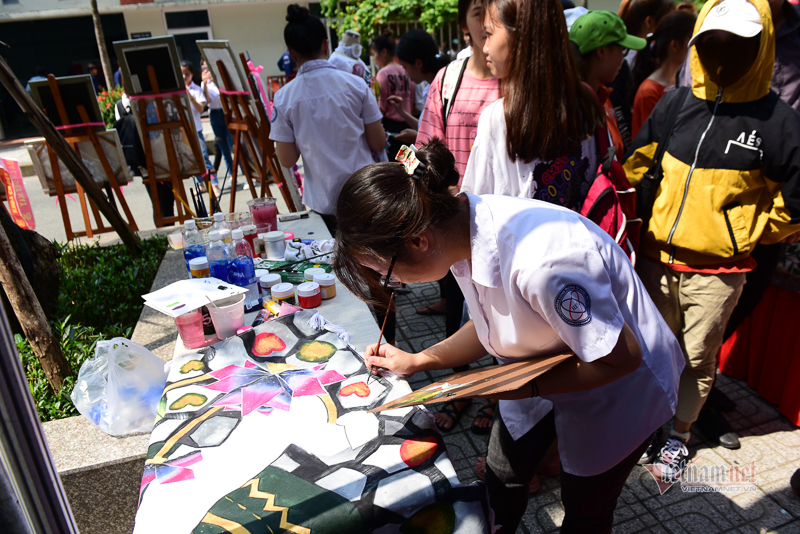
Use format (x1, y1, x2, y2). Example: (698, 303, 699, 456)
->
(335, 42, 363, 60)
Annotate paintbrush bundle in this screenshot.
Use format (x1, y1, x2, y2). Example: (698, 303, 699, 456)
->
(369, 350, 575, 412)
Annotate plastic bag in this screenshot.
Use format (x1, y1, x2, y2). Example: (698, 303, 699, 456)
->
(71, 338, 167, 437)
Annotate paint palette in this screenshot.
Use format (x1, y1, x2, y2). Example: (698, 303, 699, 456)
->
(142, 278, 248, 318)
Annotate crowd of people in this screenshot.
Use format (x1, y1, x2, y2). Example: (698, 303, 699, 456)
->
(270, 0, 800, 530)
(17, 0, 787, 530)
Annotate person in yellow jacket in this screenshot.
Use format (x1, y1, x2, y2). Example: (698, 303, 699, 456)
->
(623, 0, 800, 481)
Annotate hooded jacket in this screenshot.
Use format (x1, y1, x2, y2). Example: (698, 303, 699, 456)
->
(623, 0, 800, 267)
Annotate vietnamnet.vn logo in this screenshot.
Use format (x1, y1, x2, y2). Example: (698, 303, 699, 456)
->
(643, 455, 758, 495)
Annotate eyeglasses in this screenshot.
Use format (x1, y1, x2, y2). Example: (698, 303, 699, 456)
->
(381, 254, 398, 291)
(621, 47, 630, 57)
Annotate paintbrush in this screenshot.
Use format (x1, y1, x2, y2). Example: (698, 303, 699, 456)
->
(367, 254, 398, 385)
(368, 292, 394, 385)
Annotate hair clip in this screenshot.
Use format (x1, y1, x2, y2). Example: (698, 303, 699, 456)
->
(395, 145, 427, 180)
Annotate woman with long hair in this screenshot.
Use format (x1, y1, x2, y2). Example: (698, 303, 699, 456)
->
(630, 10, 696, 139)
(333, 140, 682, 533)
(462, 0, 603, 213)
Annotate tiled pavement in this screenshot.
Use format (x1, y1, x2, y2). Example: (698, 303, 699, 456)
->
(386, 281, 800, 534)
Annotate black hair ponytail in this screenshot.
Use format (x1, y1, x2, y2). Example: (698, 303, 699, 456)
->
(284, 4, 327, 58)
(333, 139, 461, 304)
(396, 29, 450, 74)
(370, 30, 396, 57)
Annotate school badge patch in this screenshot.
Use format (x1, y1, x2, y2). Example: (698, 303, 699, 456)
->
(555, 284, 591, 326)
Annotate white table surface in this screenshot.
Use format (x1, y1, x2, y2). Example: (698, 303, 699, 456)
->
(174, 211, 383, 358)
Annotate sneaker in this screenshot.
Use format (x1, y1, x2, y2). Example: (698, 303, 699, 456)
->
(638, 426, 665, 465)
(654, 436, 689, 482)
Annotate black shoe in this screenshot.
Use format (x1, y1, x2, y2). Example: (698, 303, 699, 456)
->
(638, 426, 666, 465)
(791, 469, 800, 494)
(693, 408, 741, 449)
(707, 385, 737, 412)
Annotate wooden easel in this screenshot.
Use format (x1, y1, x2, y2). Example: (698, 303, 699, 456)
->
(135, 65, 207, 227)
(215, 60, 264, 211)
(213, 54, 301, 213)
(43, 75, 138, 240)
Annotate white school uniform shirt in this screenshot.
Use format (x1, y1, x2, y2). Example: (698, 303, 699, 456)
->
(269, 60, 383, 215)
(452, 193, 683, 476)
(203, 80, 223, 110)
(461, 98, 598, 205)
(185, 81, 206, 132)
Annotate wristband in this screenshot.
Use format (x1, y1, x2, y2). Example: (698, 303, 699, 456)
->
(529, 378, 539, 398)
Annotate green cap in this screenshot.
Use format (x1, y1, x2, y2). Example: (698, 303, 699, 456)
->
(569, 11, 647, 55)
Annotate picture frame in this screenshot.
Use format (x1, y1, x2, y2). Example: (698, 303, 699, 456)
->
(25, 130, 132, 196)
(131, 93, 203, 180)
(114, 36, 183, 96)
(29, 75, 104, 131)
(196, 40, 249, 93)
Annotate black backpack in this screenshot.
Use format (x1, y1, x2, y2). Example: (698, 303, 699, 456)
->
(113, 99, 146, 176)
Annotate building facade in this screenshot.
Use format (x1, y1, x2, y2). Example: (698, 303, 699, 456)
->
(0, 0, 305, 139)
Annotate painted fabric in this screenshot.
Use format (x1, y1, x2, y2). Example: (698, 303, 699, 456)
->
(134, 310, 490, 533)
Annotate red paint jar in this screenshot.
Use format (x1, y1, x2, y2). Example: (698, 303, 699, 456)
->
(241, 225, 258, 256)
(296, 282, 321, 309)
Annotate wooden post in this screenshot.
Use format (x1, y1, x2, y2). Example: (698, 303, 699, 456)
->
(0, 220, 71, 394)
(0, 53, 141, 256)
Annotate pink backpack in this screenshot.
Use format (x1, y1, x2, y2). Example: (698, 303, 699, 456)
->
(580, 126, 641, 264)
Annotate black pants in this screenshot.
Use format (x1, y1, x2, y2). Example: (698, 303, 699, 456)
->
(486, 408, 653, 533)
(143, 179, 175, 226)
(320, 212, 396, 342)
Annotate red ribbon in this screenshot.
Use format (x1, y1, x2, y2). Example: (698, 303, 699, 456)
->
(129, 89, 188, 100)
(55, 122, 105, 130)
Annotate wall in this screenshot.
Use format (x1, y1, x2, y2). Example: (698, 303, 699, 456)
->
(208, 2, 293, 78)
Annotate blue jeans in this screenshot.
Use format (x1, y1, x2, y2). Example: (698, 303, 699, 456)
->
(196, 131, 218, 187)
(209, 109, 235, 173)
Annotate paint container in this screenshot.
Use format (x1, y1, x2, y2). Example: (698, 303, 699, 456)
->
(263, 231, 287, 260)
(262, 299, 282, 317)
(259, 273, 282, 297)
(247, 197, 278, 234)
(313, 273, 337, 300)
(304, 267, 326, 282)
(206, 294, 246, 339)
(174, 309, 206, 349)
(270, 282, 296, 305)
(189, 257, 210, 279)
(242, 224, 258, 254)
(296, 282, 321, 309)
(254, 269, 269, 295)
(256, 233, 270, 259)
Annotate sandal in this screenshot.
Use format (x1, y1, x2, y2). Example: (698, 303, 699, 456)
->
(471, 399, 496, 435)
(435, 399, 470, 431)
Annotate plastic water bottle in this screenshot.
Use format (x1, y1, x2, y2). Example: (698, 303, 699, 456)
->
(205, 230, 232, 282)
(213, 212, 232, 243)
(183, 220, 205, 276)
(229, 228, 260, 304)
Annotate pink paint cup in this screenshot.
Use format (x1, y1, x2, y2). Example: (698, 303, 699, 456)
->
(247, 197, 278, 234)
(174, 309, 206, 349)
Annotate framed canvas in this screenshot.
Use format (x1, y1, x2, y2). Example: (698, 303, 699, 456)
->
(131, 93, 203, 180)
(114, 36, 183, 96)
(196, 40, 248, 93)
(25, 130, 132, 196)
(29, 75, 104, 131)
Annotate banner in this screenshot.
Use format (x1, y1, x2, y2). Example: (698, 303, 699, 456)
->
(0, 158, 35, 230)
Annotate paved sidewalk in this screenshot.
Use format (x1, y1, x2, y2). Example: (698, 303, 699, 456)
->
(389, 281, 800, 534)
